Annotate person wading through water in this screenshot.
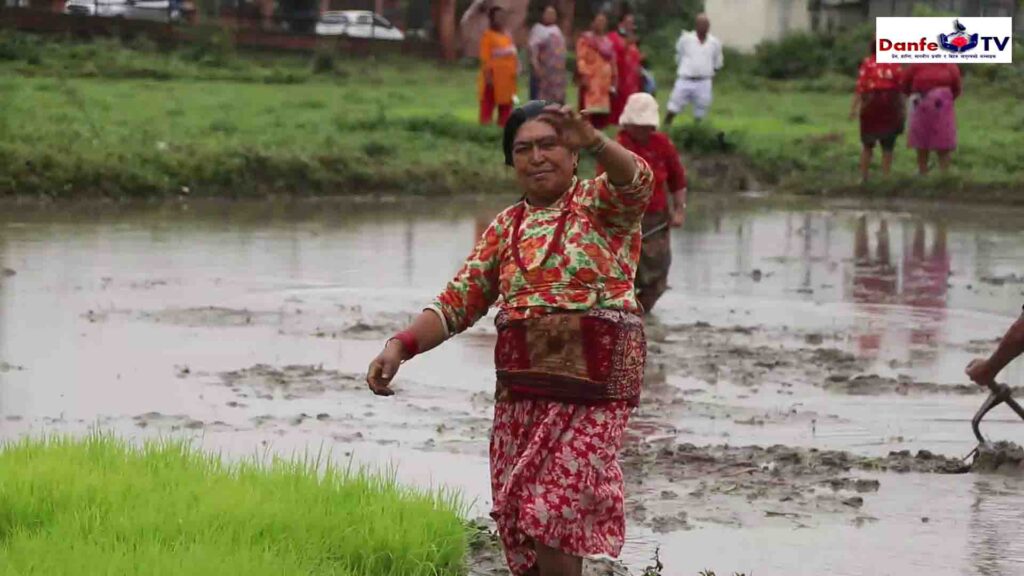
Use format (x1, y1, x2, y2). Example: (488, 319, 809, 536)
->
(366, 101, 653, 576)
(600, 92, 687, 314)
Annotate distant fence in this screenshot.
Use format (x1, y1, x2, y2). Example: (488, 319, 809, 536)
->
(0, 4, 442, 58)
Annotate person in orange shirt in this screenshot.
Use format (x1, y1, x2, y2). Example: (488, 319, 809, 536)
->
(575, 11, 616, 129)
(479, 6, 518, 127)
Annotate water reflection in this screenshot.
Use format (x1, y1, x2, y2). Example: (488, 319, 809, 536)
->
(848, 217, 951, 366)
(851, 216, 899, 357)
(968, 475, 1024, 576)
(905, 222, 950, 364)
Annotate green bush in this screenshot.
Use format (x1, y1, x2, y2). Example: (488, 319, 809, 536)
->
(310, 48, 336, 74)
(755, 33, 831, 79)
(667, 121, 742, 154)
(828, 22, 875, 76)
(0, 30, 43, 64)
(178, 25, 236, 66)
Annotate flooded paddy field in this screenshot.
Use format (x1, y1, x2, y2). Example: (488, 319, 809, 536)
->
(1, 195, 1022, 575)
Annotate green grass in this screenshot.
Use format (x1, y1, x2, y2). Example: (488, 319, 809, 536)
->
(0, 30, 1021, 199)
(0, 434, 469, 575)
(0, 30, 515, 197)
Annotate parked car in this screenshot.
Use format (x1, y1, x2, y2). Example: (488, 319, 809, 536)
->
(315, 10, 404, 41)
(63, 0, 128, 18)
(123, 0, 184, 22)
(63, 0, 186, 22)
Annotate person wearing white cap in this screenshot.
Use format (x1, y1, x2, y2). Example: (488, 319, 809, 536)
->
(601, 92, 688, 313)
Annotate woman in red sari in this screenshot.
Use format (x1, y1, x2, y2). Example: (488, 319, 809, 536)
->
(849, 42, 904, 183)
(576, 12, 616, 129)
(608, 11, 642, 125)
(367, 101, 653, 576)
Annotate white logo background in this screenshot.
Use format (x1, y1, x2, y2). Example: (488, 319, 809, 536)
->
(876, 17, 1013, 64)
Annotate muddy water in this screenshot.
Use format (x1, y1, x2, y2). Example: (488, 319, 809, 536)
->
(1, 196, 1023, 575)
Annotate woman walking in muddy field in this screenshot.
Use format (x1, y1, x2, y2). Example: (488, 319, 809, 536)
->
(602, 93, 687, 314)
(366, 101, 653, 576)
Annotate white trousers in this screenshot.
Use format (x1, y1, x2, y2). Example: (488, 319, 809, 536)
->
(667, 77, 714, 118)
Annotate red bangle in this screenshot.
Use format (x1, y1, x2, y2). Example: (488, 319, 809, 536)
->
(390, 330, 420, 359)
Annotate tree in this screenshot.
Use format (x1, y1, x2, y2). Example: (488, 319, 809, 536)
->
(556, 0, 575, 37)
(437, 0, 456, 60)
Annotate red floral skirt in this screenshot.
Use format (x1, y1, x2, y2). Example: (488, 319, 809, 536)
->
(489, 398, 632, 575)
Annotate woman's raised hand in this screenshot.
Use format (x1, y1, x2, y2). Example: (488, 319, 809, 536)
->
(538, 104, 601, 151)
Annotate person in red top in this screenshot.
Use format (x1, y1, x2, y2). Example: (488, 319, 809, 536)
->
(902, 63, 962, 175)
(608, 11, 642, 125)
(849, 42, 904, 182)
(602, 92, 687, 313)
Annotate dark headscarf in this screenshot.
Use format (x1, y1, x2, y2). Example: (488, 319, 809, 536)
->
(503, 100, 559, 166)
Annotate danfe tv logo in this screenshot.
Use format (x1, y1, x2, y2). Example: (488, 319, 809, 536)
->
(876, 17, 1013, 64)
(939, 19, 979, 52)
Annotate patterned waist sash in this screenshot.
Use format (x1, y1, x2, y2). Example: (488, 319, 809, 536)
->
(494, 308, 646, 406)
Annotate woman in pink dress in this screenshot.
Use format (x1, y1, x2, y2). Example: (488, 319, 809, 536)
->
(902, 63, 961, 175)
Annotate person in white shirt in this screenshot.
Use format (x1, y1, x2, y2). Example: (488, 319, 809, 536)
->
(665, 13, 723, 126)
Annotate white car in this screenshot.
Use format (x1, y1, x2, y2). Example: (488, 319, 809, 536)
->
(315, 10, 404, 41)
(64, 0, 127, 17)
(63, 0, 182, 21)
(123, 0, 183, 22)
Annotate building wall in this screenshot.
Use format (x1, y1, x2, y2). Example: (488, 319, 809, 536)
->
(869, 0, 1018, 17)
(709, 0, 1019, 53)
(705, 0, 813, 53)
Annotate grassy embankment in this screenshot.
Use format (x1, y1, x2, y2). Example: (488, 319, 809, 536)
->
(0, 30, 1021, 201)
(0, 434, 468, 575)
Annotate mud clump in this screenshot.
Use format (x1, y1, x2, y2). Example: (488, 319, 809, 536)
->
(618, 442, 969, 531)
(219, 364, 364, 399)
(624, 442, 966, 477)
(0, 362, 25, 373)
(980, 273, 1024, 286)
(331, 307, 416, 339)
(972, 441, 1024, 473)
(140, 306, 284, 327)
(823, 374, 1005, 397)
(133, 412, 206, 431)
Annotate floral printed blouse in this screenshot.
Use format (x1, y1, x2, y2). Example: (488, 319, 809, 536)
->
(431, 156, 654, 336)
